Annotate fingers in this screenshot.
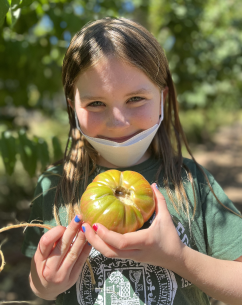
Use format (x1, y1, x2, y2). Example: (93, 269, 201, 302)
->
(70, 242, 92, 281)
(62, 225, 91, 276)
(48, 215, 83, 267)
(151, 184, 178, 238)
(36, 226, 66, 261)
(151, 183, 171, 220)
(82, 184, 170, 254)
(41, 215, 83, 272)
(82, 223, 141, 259)
(92, 223, 149, 249)
(34, 215, 93, 293)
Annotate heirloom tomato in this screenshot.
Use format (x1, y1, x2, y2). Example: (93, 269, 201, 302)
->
(80, 170, 155, 234)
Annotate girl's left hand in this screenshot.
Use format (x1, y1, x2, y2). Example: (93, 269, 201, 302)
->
(82, 183, 186, 271)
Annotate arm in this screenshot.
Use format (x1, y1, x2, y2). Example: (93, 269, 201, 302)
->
(82, 184, 242, 305)
(175, 246, 242, 305)
(29, 215, 91, 300)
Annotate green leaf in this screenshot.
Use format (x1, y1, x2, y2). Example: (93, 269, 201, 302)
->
(0, 0, 10, 27)
(19, 0, 34, 7)
(11, 0, 21, 7)
(52, 136, 63, 162)
(7, 5, 21, 27)
(0, 131, 17, 175)
(34, 136, 50, 171)
(5, 10, 12, 25)
(18, 130, 37, 177)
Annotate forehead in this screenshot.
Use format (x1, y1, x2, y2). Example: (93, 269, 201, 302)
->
(74, 55, 159, 94)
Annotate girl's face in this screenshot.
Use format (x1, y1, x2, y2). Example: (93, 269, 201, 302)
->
(73, 56, 164, 167)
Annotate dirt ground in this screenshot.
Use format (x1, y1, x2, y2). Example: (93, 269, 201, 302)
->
(0, 122, 241, 305)
(194, 122, 242, 214)
(193, 122, 242, 305)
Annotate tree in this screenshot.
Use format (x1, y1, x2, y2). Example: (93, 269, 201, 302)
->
(0, 0, 137, 176)
(148, 0, 242, 110)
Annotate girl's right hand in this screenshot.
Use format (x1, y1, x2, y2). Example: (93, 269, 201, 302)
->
(29, 215, 92, 300)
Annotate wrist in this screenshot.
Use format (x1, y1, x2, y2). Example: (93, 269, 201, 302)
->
(30, 287, 57, 300)
(29, 273, 57, 300)
(30, 282, 57, 300)
(164, 243, 188, 273)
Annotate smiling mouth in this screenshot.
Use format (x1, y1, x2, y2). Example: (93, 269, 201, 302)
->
(97, 131, 142, 143)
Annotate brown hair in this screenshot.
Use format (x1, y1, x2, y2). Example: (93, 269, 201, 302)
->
(53, 17, 240, 225)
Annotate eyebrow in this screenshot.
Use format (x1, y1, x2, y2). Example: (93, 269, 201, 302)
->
(80, 88, 152, 101)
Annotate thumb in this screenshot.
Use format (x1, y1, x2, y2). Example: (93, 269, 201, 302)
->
(151, 183, 171, 219)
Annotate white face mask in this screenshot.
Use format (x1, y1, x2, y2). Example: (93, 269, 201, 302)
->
(75, 92, 164, 167)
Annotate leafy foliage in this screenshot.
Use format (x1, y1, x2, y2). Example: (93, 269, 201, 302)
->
(149, 0, 242, 110)
(0, 0, 135, 176)
(0, 129, 62, 176)
(0, 131, 17, 175)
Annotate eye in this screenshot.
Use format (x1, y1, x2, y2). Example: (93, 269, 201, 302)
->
(88, 101, 105, 107)
(128, 96, 144, 103)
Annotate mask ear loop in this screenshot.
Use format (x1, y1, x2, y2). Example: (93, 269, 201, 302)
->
(75, 111, 83, 134)
(159, 91, 164, 121)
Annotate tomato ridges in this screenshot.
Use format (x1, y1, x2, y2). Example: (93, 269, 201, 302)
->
(120, 171, 123, 188)
(80, 169, 155, 233)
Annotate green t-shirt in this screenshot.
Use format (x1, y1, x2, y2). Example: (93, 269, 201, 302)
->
(22, 157, 242, 305)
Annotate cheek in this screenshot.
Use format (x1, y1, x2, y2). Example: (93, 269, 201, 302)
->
(133, 106, 160, 129)
(77, 110, 104, 137)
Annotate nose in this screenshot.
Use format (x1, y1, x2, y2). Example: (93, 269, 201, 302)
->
(106, 107, 130, 129)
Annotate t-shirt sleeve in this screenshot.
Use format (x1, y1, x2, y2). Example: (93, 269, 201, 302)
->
(202, 173, 242, 261)
(21, 176, 45, 258)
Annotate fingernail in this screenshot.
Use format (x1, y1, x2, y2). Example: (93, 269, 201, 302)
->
(88, 242, 91, 246)
(154, 183, 159, 189)
(81, 225, 86, 233)
(74, 215, 81, 223)
(93, 224, 98, 232)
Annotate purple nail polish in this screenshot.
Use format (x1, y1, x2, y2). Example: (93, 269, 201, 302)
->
(74, 215, 81, 223)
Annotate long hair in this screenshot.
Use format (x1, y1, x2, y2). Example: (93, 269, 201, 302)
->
(52, 17, 239, 225)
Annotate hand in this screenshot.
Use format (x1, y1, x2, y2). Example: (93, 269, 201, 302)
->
(30, 215, 92, 300)
(82, 184, 186, 271)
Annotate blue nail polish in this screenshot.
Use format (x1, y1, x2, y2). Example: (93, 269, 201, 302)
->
(88, 242, 91, 246)
(155, 183, 159, 189)
(74, 215, 81, 223)
(82, 225, 86, 233)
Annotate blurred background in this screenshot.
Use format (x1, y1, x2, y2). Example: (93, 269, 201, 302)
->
(0, 0, 241, 304)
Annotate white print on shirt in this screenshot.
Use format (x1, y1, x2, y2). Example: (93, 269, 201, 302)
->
(175, 222, 191, 248)
(76, 219, 193, 305)
(150, 215, 192, 289)
(181, 278, 192, 288)
(150, 214, 191, 248)
(175, 222, 192, 288)
(76, 248, 178, 305)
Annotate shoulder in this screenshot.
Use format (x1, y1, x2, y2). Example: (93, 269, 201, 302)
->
(32, 163, 64, 205)
(181, 157, 217, 202)
(30, 163, 64, 216)
(182, 157, 240, 214)
(36, 163, 64, 191)
(182, 157, 214, 184)
(44, 163, 64, 177)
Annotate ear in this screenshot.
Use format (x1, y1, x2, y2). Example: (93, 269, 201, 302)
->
(67, 98, 74, 110)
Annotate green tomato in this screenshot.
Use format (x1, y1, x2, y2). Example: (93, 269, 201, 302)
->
(80, 170, 155, 234)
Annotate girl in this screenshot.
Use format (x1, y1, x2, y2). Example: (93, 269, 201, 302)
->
(22, 17, 242, 305)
